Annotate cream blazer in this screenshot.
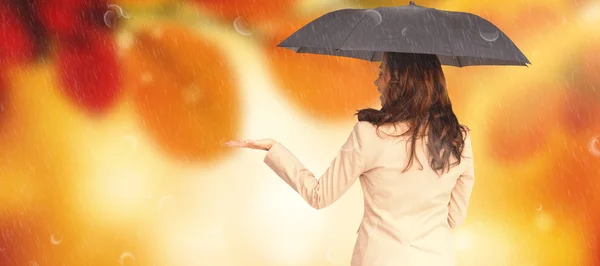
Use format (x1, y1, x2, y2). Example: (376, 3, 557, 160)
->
(263, 121, 475, 266)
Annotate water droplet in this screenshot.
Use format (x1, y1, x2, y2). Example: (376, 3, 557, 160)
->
(589, 136, 600, 157)
(479, 23, 500, 42)
(401, 27, 408, 36)
(108, 4, 132, 19)
(233, 17, 253, 36)
(536, 204, 542, 211)
(29, 261, 38, 266)
(479, 28, 499, 42)
(103, 4, 132, 28)
(364, 10, 382, 26)
(103, 10, 120, 28)
(158, 195, 175, 212)
(119, 252, 135, 266)
(534, 212, 554, 232)
(50, 233, 62, 245)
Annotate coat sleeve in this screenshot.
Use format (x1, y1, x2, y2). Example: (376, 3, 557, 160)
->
(263, 122, 370, 210)
(447, 130, 475, 229)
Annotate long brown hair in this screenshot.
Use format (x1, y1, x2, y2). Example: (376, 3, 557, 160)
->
(355, 52, 470, 176)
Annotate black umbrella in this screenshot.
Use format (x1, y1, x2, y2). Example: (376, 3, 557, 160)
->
(276, 1, 530, 67)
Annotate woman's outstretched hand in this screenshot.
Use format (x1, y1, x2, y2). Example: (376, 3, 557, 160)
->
(224, 138, 277, 151)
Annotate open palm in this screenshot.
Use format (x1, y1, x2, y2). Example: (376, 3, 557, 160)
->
(224, 138, 277, 151)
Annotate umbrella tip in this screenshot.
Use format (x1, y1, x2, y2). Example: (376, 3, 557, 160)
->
(409, 1, 415, 4)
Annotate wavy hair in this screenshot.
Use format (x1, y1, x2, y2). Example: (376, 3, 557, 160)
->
(355, 52, 470, 176)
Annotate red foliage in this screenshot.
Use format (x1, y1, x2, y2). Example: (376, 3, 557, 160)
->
(35, 0, 110, 40)
(0, 2, 36, 66)
(56, 31, 122, 114)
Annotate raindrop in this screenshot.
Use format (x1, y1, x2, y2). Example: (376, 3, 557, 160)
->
(533, 212, 554, 232)
(233, 17, 253, 36)
(479, 27, 499, 42)
(29, 261, 39, 266)
(364, 10, 383, 26)
(401, 27, 408, 37)
(589, 136, 600, 157)
(158, 195, 175, 212)
(50, 233, 62, 245)
(108, 4, 132, 19)
(103, 10, 120, 28)
(536, 204, 542, 211)
(119, 252, 135, 266)
(104, 4, 132, 28)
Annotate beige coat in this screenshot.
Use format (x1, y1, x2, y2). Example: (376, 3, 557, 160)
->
(264, 121, 475, 266)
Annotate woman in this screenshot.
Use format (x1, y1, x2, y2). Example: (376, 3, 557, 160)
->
(225, 52, 474, 266)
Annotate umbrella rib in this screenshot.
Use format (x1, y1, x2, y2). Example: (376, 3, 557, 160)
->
(337, 13, 368, 51)
(434, 9, 460, 66)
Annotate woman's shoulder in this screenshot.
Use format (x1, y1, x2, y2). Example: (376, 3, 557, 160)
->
(354, 120, 408, 129)
(350, 121, 376, 139)
(353, 121, 410, 139)
(354, 121, 376, 130)
(353, 121, 381, 135)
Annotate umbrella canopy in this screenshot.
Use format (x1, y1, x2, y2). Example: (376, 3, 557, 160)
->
(276, 1, 530, 67)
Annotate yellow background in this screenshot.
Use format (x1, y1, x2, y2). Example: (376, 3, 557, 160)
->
(1, 0, 599, 265)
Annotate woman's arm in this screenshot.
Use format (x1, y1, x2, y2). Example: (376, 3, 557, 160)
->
(263, 122, 371, 210)
(447, 131, 475, 229)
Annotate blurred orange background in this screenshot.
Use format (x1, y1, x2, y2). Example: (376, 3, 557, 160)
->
(0, 0, 599, 265)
